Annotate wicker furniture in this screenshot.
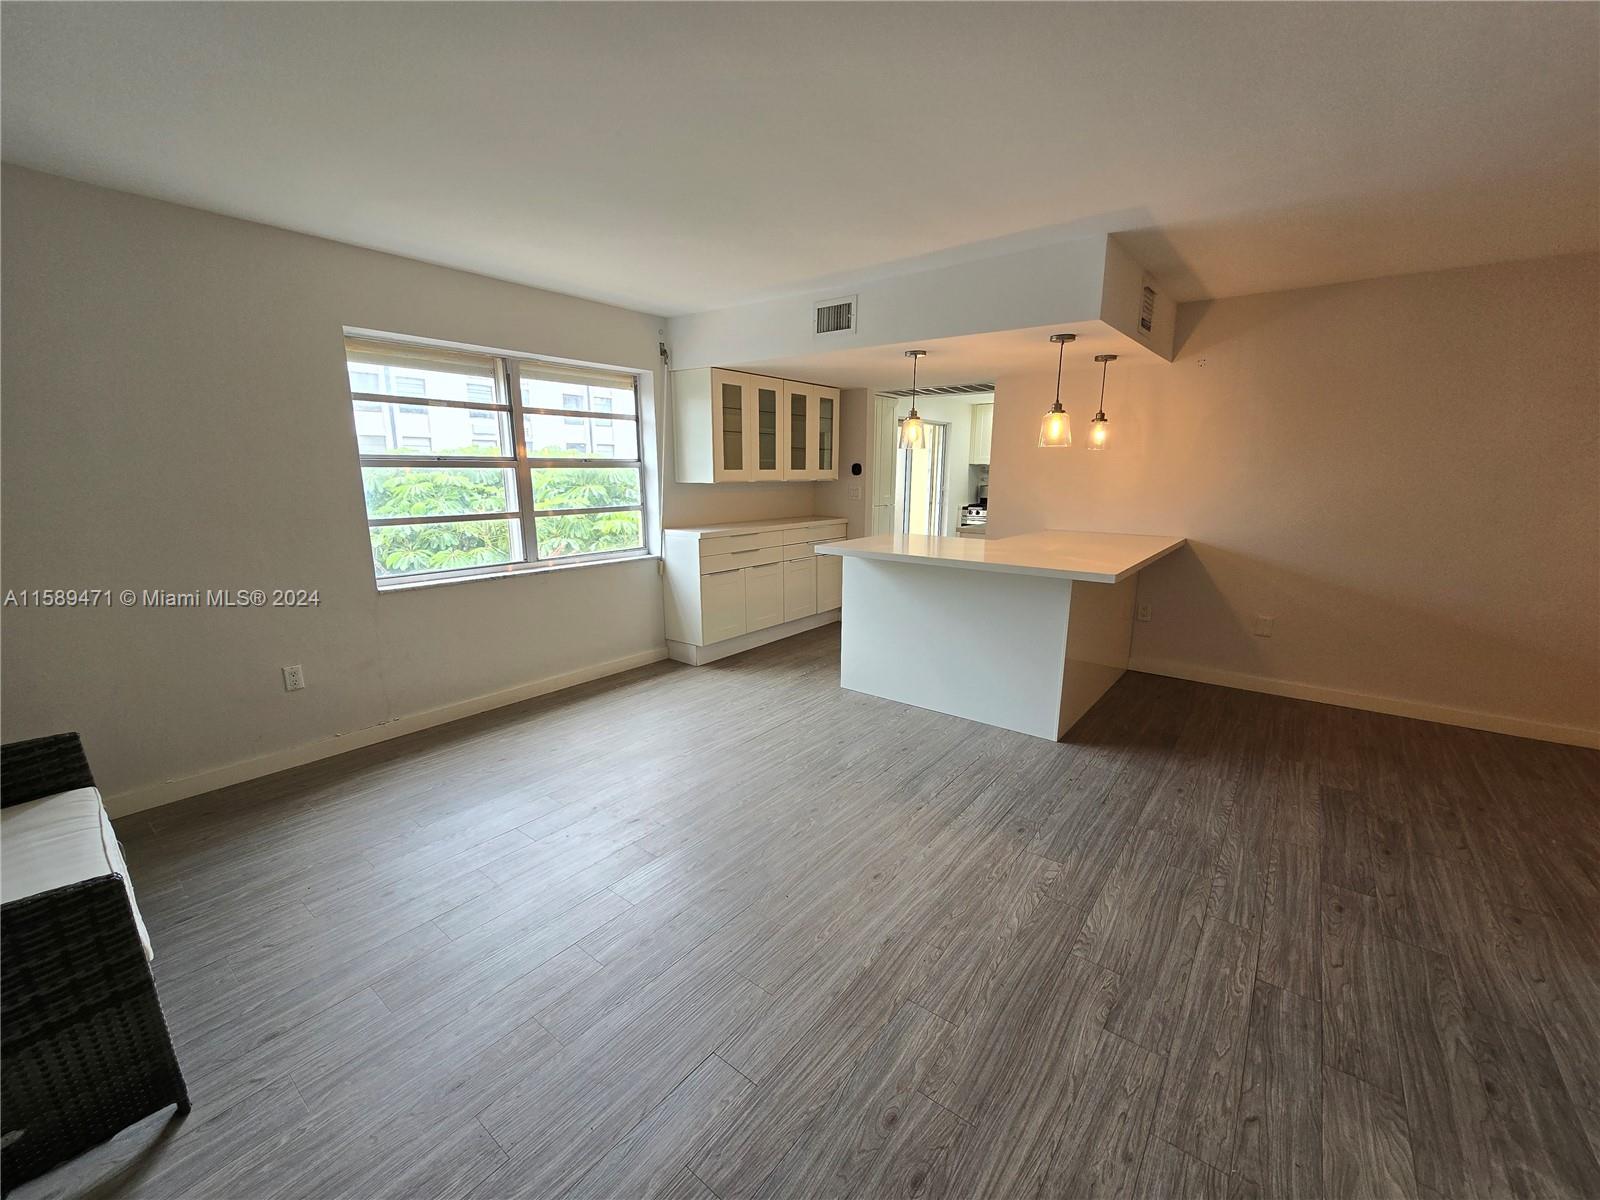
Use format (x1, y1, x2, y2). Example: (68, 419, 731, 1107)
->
(1, 733, 188, 1193)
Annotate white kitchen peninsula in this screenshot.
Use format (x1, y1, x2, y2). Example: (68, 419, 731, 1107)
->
(815, 531, 1186, 739)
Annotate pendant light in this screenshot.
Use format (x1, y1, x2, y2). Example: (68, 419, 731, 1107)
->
(1087, 354, 1117, 450)
(898, 349, 928, 450)
(1039, 333, 1076, 448)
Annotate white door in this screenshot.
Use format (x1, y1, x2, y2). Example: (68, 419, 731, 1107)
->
(896, 420, 948, 536)
(871, 395, 897, 535)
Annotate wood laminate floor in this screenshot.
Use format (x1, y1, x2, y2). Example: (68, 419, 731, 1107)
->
(18, 626, 1600, 1200)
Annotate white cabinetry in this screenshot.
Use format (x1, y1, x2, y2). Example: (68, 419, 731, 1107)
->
(969, 402, 994, 465)
(674, 368, 840, 483)
(817, 553, 843, 610)
(664, 517, 849, 664)
(701, 568, 746, 642)
(745, 562, 784, 631)
(783, 558, 817, 622)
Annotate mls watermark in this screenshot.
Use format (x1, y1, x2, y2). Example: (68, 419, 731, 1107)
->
(3, 588, 322, 608)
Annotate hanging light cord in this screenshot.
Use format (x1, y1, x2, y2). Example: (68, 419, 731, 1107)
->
(1053, 338, 1066, 410)
(1095, 359, 1109, 420)
(909, 354, 920, 418)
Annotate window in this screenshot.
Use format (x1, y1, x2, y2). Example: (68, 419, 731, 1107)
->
(346, 336, 647, 584)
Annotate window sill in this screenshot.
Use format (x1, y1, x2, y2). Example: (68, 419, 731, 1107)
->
(376, 552, 657, 594)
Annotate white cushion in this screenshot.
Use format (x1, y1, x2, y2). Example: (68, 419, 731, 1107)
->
(1, 787, 153, 961)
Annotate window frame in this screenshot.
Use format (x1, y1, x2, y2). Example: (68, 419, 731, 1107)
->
(347, 336, 649, 588)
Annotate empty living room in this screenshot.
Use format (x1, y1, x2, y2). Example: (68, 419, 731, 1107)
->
(1, 3, 1597, 1198)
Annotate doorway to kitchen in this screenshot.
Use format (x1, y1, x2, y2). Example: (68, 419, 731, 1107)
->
(873, 385, 994, 538)
(895, 419, 948, 535)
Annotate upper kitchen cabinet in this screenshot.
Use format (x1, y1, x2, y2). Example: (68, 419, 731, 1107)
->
(674, 367, 839, 483)
(675, 368, 753, 482)
(781, 379, 842, 481)
(969, 402, 994, 465)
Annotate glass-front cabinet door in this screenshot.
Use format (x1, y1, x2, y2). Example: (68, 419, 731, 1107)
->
(817, 391, 836, 478)
(696, 371, 836, 483)
(710, 369, 751, 481)
(752, 378, 782, 480)
(787, 386, 811, 480)
(779, 381, 841, 480)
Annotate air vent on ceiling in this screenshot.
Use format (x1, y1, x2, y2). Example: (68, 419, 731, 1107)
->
(879, 381, 995, 398)
(1139, 280, 1158, 338)
(813, 296, 857, 337)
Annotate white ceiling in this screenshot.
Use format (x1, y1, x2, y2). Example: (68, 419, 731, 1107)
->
(3, 3, 1595, 317)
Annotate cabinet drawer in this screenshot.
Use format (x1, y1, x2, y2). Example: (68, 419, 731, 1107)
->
(745, 562, 784, 632)
(701, 544, 783, 574)
(783, 522, 847, 545)
(699, 529, 783, 557)
(783, 557, 818, 621)
(701, 568, 747, 644)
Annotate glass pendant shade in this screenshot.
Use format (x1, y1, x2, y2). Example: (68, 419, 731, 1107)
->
(899, 413, 925, 450)
(1039, 406, 1072, 448)
(1087, 413, 1108, 449)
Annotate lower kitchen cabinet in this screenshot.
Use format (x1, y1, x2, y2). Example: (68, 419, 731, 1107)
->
(701, 567, 746, 643)
(817, 553, 843, 611)
(784, 557, 818, 622)
(746, 562, 784, 632)
(663, 516, 848, 665)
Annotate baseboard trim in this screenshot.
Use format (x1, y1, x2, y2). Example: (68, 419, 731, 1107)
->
(103, 646, 672, 818)
(667, 610, 840, 666)
(1129, 656, 1600, 750)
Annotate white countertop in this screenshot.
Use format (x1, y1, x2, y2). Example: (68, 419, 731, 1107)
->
(815, 530, 1186, 583)
(664, 515, 849, 537)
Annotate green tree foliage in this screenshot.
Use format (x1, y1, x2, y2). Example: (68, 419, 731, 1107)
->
(366, 447, 641, 575)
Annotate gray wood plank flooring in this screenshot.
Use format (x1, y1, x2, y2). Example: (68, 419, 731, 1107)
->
(17, 626, 1600, 1200)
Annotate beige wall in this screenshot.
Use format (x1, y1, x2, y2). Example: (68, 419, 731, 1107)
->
(0, 167, 819, 811)
(987, 254, 1600, 745)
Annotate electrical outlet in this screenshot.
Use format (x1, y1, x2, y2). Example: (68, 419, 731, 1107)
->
(1136, 602, 1152, 622)
(1252, 615, 1275, 638)
(282, 664, 306, 691)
